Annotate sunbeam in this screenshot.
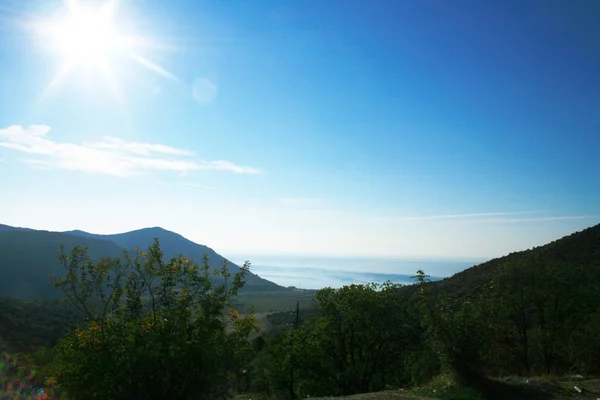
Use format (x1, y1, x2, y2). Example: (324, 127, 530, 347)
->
(127, 53, 179, 81)
(32, 0, 177, 104)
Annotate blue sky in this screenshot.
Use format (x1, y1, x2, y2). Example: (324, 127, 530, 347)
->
(0, 0, 599, 262)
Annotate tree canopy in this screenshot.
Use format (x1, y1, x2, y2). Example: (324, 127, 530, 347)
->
(47, 239, 257, 400)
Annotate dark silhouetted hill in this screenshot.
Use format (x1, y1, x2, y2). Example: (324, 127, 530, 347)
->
(0, 229, 124, 299)
(428, 223, 600, 296)
(64, 226, 281, 290)
(0, 224, 284, 299)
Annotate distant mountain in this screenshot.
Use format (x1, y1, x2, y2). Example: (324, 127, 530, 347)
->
(63, 226, 280, 290)
(0, 229, 125, 299)
(0, 224, 284, 299)
(0, 223, 34, 232)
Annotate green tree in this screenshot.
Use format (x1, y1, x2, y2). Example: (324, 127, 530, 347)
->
(488, 257, 598, 375)
(249, 282, 416, 398)
(294, 283, 411, 396)
(47, 238, 256, 400)
(412, 270, 492, 385)
(569, 306, 600, 376)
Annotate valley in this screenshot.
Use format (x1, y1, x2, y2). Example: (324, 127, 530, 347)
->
(1, 222, 599, 399)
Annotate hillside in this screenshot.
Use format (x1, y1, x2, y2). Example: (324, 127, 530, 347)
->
(0, 295, 82, 353)
(0, 223, 284, 299)
(64, 226, 282, 291)
(432, 222, 600, 294)
(0, 228, 125, 298)
(1, 223, 600, 399)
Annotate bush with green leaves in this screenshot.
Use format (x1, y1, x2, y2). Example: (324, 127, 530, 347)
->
(487, 257, 600, 376)
(251, 282, 417, 398)
(412, 270, 493, 385)
(47, 239, 257, 400)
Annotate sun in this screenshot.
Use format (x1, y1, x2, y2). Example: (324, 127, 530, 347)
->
(53, 6, 121, 64)
(32, 0, 176, 103)
(41, 0, 124, 67)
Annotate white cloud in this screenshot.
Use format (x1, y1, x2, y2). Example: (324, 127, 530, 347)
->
(473, 215, 598, 223)
(203, 160, 259, 174)
(21, 158, 52, 169)
(382, 210, 596, 224)
(192, 77, 218, 104)
(182, 182, 214, 190)
(280, 197, 322, 206)
(0, 125, 260, 177)
(84, 136, 192, 156)
(390, 210, 546, 221)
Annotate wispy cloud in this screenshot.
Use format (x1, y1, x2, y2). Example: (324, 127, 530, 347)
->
(182, 182, 214, 190)
(384, 211, 596, 224)
(280, 198, 322, 206)
(21, 158, 51, 169)
(0, 125, 260, 177)
(83, 136, 193, 156)
(473, 216, 598, 223)
(392, 211, 547, 221)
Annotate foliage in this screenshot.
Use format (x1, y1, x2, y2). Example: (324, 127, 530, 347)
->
(2, 223, 600, 399)
(486, 256, 600, 376)
(251, 282, 420, 398)
(413, 270, 494, 384)
(46, 239, 257, 400)
(0, 296, 82, 353)
(245, 221, 600, 399)
(231, 290, 317, 314)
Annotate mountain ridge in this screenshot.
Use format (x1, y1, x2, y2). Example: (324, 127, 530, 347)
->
(0, 223, 284, 299)
(424, 222, 600, 299)
(64, 226, 280, 290)
(453, 222, 600, 278)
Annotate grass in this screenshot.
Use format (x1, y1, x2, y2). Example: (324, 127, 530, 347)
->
(411, 374, 484, 400)
(409, 372, 577, 400)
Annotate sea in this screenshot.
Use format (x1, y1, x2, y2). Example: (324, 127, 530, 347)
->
(228, 255, 485, 290)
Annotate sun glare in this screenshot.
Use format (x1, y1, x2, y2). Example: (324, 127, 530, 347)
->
(32, 0, 176, 104)
(42, 0, 123, 65)
(54, 9, 120, 63)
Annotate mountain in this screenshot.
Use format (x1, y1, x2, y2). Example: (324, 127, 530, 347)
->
(428, 222, 600, 297)
(0, 224, 284, 299)
(0, 223, 34, 232)
(63, 226, 280, 290)
(0, 228, 125, 299)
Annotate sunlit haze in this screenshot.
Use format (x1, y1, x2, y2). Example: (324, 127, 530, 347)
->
(45, 1, 121, 61)
(1, 0, 599, 269)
